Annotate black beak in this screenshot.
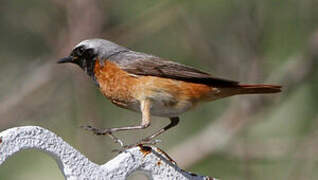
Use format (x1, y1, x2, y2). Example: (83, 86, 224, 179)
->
(57, 56, 73, 64)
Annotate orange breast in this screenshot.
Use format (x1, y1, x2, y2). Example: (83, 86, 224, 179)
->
(94, 60, 138, 106)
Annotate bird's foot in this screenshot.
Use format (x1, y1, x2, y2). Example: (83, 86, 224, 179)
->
(120, 138, 162, 150)
(81, 125, 162, 153)
(81, 125, 112, 135)
(139, 137, 162, 146)
(81, 125, 125, 147)
(112, 139, 161, 153)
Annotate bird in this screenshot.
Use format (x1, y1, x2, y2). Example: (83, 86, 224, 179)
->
(58, 39, 281, 147)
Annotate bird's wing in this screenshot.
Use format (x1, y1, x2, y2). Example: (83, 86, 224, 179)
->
(110, 51, 238, 86)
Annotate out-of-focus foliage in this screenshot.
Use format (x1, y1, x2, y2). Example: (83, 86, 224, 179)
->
(0, 0, 318, 179)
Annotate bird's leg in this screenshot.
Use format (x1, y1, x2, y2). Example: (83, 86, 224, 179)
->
(82, 99, 152, 147)
(123, 117, 180, 149)
(142, 117, 179, 142)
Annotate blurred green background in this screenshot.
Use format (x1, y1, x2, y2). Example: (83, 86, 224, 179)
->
(1, 0, 318, 179)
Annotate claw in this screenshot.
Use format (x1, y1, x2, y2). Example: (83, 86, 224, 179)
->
(121, 139, 162, 150)
(80, 125, 93, 131)
(141, 139, 161, 145)
(141, 138, 161, 144)
(150, 139, 162, 144)
(81, 125, 111, 135)
(81, 125, 127, 147)
(106, 132, 124, 147)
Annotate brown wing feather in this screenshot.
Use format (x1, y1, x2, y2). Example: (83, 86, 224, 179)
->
(109, 51, 238, 87)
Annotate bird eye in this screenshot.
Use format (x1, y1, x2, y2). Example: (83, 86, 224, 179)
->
(77, 46, 85, 55)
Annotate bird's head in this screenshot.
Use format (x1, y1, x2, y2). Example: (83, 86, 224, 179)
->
(58, 39, 128, 77)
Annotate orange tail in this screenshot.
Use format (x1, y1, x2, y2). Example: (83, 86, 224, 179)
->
(235, 84, 282, 94)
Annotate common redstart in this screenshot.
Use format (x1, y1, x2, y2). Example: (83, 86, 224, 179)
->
(58, 39, 281, 147)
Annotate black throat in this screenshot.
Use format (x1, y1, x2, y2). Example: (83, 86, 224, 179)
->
(76, 58, 99, 86)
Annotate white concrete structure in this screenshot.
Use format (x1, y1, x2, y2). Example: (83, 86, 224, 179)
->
(0, 126, 217, 180)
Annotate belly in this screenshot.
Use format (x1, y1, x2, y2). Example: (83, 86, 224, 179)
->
(119, 91, 194, 117)
(129, 76, 213, 117)
(150, 98, 193, 117)
(146, 89, 194, 117)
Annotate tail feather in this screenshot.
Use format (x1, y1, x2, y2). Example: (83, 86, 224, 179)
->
(235, 84, 282, 94)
